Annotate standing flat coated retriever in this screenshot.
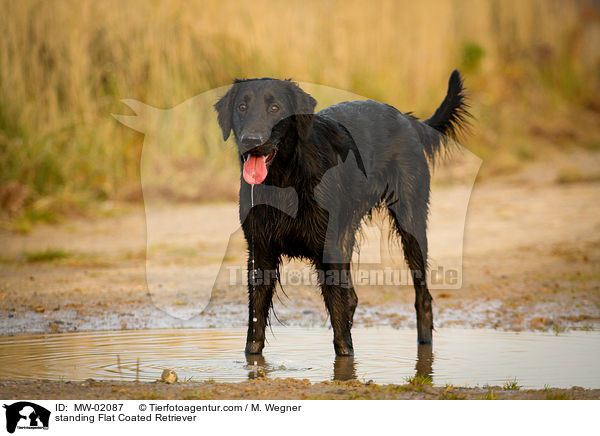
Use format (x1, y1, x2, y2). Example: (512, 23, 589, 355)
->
(214, 71, 470, 356)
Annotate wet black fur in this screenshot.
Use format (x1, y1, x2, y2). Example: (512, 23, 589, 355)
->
(214, 70, 470, 356)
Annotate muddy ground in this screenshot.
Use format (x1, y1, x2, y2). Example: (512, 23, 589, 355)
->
(1, 151, 599, 399)
(1, 151, 599, 334)
(2, 378, 599, 400)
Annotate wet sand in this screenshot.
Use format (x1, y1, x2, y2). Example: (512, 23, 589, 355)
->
(2, 379, 599, 400)
(1, 153, 599, 335)
(1, 152, 600, 399)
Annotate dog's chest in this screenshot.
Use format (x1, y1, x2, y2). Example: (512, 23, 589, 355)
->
(248, 200, 327, 258)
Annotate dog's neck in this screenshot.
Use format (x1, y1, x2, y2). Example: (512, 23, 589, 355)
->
(271, 134, 326, 190)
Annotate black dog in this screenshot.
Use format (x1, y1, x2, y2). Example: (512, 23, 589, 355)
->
(214, 71, 470, 356)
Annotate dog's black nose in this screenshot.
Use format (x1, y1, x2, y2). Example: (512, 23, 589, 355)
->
(240, 134, 264, 148)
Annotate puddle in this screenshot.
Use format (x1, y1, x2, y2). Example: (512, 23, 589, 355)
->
(0, 327, 598, 389)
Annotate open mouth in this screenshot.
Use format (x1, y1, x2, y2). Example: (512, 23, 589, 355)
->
(242, 148, 277, 185)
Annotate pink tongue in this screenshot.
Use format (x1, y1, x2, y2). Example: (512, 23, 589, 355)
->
(243, 155, 268, 184)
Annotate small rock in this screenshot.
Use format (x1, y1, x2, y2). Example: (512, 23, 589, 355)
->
(161, 369, 178, 384)
(35, 307, 45, 313)
(47, 323, 61, 333)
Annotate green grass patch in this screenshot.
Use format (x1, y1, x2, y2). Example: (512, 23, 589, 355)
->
(133, 391, 162, 400)
(404, 374, 433, 387)
(481, 390, 498, 400)
(545, 392, 572, 400)
(24, 248, 72, 262)
(553, 322, 568, 335)
(183, 391, 213, 400)
(503, 378, 521, 391)
(556, 167, 600, 185)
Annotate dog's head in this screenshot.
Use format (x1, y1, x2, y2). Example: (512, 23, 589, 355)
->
(214, 78, 317, 184)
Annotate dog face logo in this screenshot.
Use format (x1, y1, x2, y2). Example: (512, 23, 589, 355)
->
(3, 402, 50, 434)
(113, 83, 480, 322)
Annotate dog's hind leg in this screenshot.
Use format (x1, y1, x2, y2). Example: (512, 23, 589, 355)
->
(388, 202, 433, 344)
(316, 261, 357, 356)
(245, 252, 279, 354)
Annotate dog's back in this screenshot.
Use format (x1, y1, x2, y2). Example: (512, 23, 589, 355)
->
(318, 70, 469, 170)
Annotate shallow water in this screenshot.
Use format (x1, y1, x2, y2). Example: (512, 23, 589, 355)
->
(0, 327, 598, 389)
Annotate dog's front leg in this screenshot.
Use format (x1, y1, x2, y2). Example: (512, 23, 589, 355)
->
(317, 262, 357, 356)
(245, 255, 279, 354)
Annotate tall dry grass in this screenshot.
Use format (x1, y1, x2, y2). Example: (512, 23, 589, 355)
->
(1, 0, 599, 228)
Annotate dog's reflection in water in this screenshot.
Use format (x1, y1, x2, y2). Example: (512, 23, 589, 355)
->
(245, 354, 270, 379)
(415, 343, 433, 379)
(245, 344, 434, 382)
(333, 356, 356, 381)
(333, 344, 433, 381)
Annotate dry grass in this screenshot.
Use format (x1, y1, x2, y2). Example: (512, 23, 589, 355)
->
(1, 0, 599, 225)
(556, 167, 600, 184)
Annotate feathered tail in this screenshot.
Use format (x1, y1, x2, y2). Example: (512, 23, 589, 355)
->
(409, 69, 472, 164)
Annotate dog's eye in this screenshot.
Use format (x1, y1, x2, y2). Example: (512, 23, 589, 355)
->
(269, 104, 280, 113)
(238, 103, 247, 112)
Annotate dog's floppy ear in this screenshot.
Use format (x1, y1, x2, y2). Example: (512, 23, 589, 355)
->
(289, 83, 317, 141)
(214, 84, 238, 141)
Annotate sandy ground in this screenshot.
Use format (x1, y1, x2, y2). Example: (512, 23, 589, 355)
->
(1, 151, 599, 335)
(1, 151, 600, 399)
(1, 379, 599, 400)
